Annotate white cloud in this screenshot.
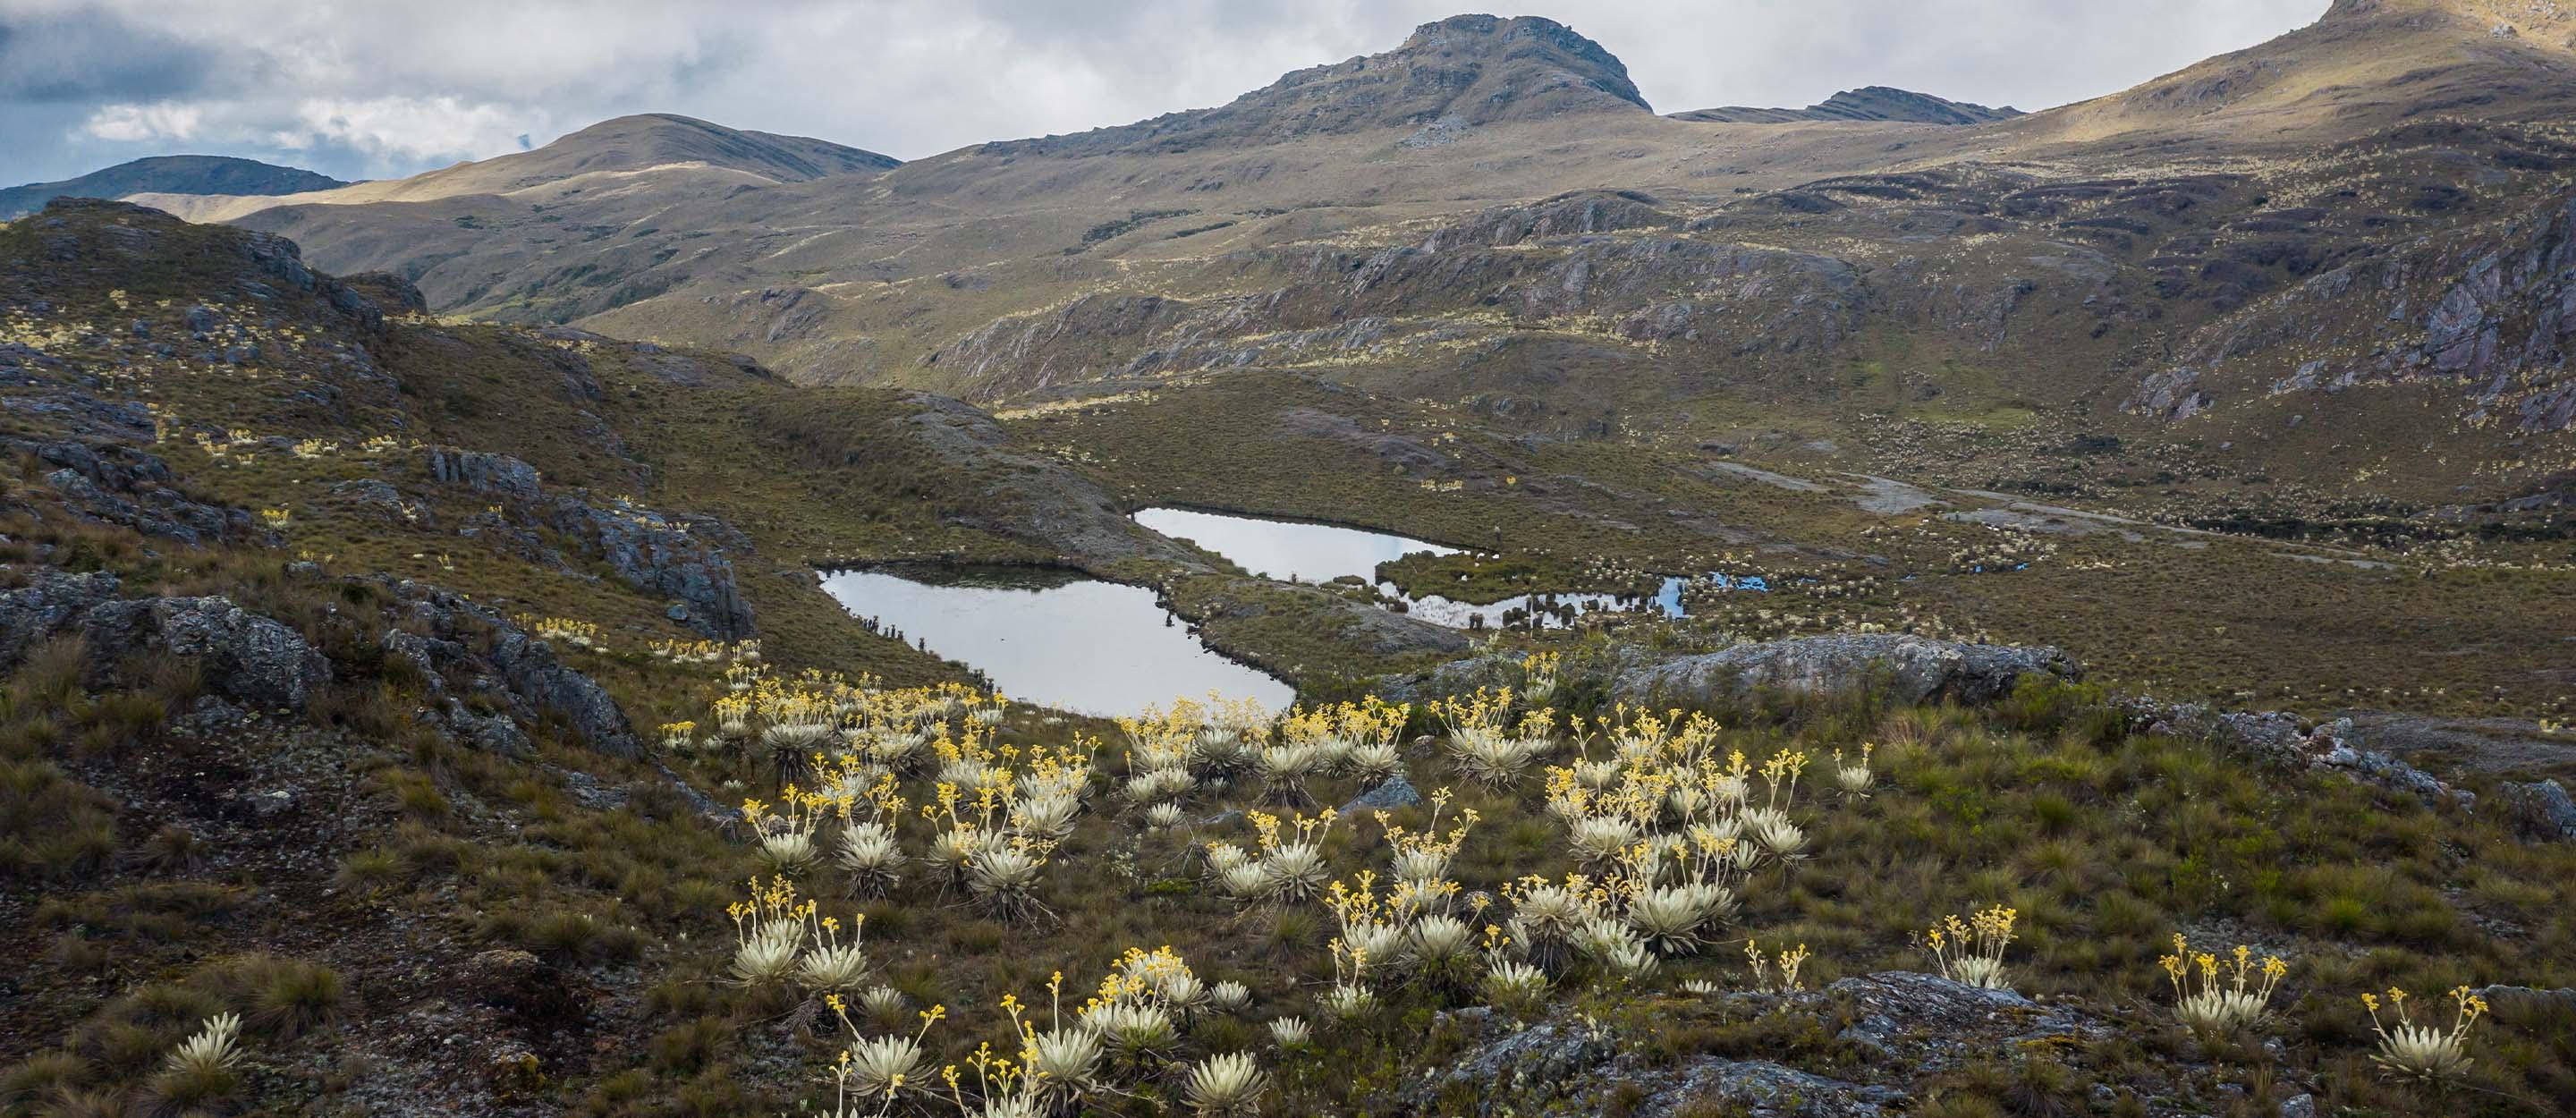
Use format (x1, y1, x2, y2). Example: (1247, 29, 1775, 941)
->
(280, 96, 535, 163)
(80, 100, 200, 142)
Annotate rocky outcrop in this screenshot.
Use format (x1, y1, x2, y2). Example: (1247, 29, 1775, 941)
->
(419, 448, 754, 639)
(1419, 191, 1682, 250)
(0, 570, 123, 671)
(3, 437, 254, 545)
(2496, 778, 2576, 842)
(1828, 970, 2101, 1066)
(79, 595, 331, 710)
(5, 572, 338, 714)
(2124, 366, 2212, 419)
(1341, 774, 1422, 814)
(1409, 971, 2107, 1117)
(427, 448, 544, 501)
(2135, 704, 2477, 809)
(378, 580, 642, 758)
(1616, 634, 2077, 707)
(898, 393, 1204, 564)
(547, 496, 756, 639)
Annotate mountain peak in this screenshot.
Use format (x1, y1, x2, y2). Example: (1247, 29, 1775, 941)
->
(983, 13, 1648, 157)
(1387, 13, 1648, 111)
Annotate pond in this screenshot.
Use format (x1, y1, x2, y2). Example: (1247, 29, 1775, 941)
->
(1134, 506, 1462, 582)
(817, 566, 1295, 717)
(1133, 506, 1767, 629)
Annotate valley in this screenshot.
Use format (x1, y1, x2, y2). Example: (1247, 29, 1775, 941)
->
(2, 3, 2575, 1116)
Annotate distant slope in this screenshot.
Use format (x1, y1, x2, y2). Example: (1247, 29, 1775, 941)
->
(2003, 0, 2576, 153)
(402, 113, 902, 194)
(1671, 87, 2022, 125)
(0, 155, 344, 219)
(136, 114, 898, 224)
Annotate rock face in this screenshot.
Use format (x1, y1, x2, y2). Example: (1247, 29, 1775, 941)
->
(1615, 634, 2077, 707)
(2140, 193, 2576, 432)
(79, 596, 331, 710)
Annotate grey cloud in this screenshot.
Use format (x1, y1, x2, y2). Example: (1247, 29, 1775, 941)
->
(0, 6, 216, 103)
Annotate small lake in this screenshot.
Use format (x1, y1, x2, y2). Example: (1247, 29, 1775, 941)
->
(1134, 506, 1461, 582)
(818, 566, 1295, 717)
(1133, 506, 1767, 630)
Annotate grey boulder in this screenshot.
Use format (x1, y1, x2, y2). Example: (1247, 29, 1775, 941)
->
(81, 595, 329, 709)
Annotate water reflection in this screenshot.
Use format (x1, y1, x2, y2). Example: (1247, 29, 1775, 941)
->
(818, 566, 1294, 717)
(1135, 506, 1459, 583)
(1133, 506, 1768, 630)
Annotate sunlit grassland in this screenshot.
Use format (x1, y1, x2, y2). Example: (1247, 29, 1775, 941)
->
(562, 654, 2576, 1116)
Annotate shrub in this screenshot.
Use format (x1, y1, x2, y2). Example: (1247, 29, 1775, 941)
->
(2161, 937, 2288, 1038)
(1182, 1051, 1268, 1116)
(248, 959, 346, 1039)
(2362, 986, 2487, 1082)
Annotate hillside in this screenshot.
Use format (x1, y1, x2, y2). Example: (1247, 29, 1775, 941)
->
(2, 199, 2575, 1117)
(0, 156, 345, 220)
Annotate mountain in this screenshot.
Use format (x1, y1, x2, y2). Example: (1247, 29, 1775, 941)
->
(1670, 86, 2022, 125)
(130, 114, 898, 224)
(0, 155, 344, 220)
(121, 2, 2576, 519)
(982, 14, 1652, 157)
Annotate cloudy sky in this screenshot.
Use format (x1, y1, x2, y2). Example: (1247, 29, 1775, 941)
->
(2, 0, 2328, 186)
